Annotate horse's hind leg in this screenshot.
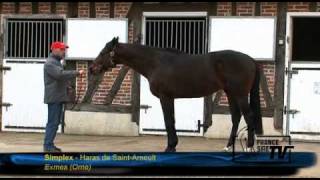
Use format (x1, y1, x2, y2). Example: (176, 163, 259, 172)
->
(236, 96, 255, 149)
(160, 96, 178, 152)
(224, 93, 241, 151)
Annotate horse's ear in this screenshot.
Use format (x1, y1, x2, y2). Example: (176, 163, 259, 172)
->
(111, 37, 119, 45)
(111, 37, 119, 47)
(114, 37, 119, 45)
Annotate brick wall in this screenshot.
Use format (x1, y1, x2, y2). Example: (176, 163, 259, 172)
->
(216, 2, 277, 110)
(56, 2, 68, 14)
(0, 2, 133, 106)
(74, 2, 134, 105)
(261, 2, 277, 16)
(39, 2, 51, 14)
(215, 2, 315, 112)
(217, 2, 232, 16)
(78, 2, 89, 17)
(287, 2, 310, 12)
(259, 2, 277, 109)
(1, 2, 15, 14)
(18, 2, 32, 14)
(115, 2, 132, 18)
(95, 2, 110, 17)
(0, 1, 314, 109)
(76, 62, 88, 103)
(97, 2, 133, 105)
(236, 2, 254, 16)
(73, 2, 90, 104)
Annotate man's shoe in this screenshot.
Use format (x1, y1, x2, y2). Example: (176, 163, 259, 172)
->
(44, 146, 62, 153)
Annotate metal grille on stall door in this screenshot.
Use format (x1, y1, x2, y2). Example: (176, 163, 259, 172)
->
(145, 17, 207, 55)
(5, 19, 64, 59)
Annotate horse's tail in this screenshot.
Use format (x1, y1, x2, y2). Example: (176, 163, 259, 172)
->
(250, 64, 263, 135)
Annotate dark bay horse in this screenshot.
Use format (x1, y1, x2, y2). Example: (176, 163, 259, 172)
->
(89, 37, 263, 152)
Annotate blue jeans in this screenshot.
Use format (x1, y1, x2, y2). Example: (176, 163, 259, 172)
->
(44, 103, 63, 149)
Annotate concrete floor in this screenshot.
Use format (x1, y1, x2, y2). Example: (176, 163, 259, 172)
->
(0, 131, 319, 177)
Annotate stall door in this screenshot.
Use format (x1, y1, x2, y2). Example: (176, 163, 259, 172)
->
(2, 18, 64, 132)
(284, 14, 320, 141)
(288, 69, 320, 139)
(139, 14, 207, 136)
(139, 76, 204, 136)
(1, 60, 61, 132)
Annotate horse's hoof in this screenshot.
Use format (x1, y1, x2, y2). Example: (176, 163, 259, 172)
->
(223, 146, 232, 152)
(165, 147, 176, 152)
(244, 147, 255, 152)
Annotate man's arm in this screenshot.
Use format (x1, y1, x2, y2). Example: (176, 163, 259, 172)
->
(44, 62, 80, 80)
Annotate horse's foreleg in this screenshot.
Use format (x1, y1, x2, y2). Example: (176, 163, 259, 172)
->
(160, 96, 178, 152)
(225, 93, 241, 151)
(236, 96, 255, 148)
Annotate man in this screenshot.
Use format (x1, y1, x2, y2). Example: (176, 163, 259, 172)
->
(43, 41, 85, 152)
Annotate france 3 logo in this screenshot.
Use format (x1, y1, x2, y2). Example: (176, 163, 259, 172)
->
(233, 134, 295, 163)
(255, 136, 294, 160)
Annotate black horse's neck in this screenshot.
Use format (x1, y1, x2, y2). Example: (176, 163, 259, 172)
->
(114, 43, 159, 78)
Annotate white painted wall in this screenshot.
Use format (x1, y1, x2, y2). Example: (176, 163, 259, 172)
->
(209, 17, 276, 60)
(64, 111, 138, 136)
(66, 18, 128, 60)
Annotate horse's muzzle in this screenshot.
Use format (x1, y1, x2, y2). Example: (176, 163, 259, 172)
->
(88, 66, 96, 75)
(89, 64, 106, 75)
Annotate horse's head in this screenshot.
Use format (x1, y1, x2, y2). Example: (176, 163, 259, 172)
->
(89, 37, 119, 75)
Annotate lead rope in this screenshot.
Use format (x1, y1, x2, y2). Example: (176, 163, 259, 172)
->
(62, 75, 81, 129)
(70, 73, 83, 111)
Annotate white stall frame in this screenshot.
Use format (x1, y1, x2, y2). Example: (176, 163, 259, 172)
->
(0, 15, 129, 133)
(65, 18, 128, 60)
(0, 14, 66, 133)
(139, 12, 208, 136)
(208, 16, 277, 61)
(283, 12, 320, 141)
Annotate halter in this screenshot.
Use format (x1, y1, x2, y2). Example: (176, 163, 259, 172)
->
(71, 45, 116, 111)
(109, 47, 116, 68)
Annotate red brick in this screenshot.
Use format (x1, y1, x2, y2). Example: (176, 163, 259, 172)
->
(56, 2, 68, 14)
(1, 2, 15, 14)
(95, 2, 110, 18)
(19, 2, 32, 14)
(261, 2, 277, 16)
(288, 2, 310, 12)
(114, 2, 132, 18)
(217, 2, 232, 16)
(39, 2, 51, 14)
(236, 2, 254, 16)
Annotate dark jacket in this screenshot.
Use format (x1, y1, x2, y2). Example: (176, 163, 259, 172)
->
(43, 54, 78, 104)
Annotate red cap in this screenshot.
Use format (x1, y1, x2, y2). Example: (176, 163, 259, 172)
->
(51, 41, 69, 50)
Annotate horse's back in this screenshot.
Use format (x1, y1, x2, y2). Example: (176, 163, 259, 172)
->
(210, 50, 255, 63)
(209, 50, 257, 95)
(208, 50, 256, 70)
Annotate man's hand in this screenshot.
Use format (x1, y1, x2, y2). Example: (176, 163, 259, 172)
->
(78, 70, 85, 76)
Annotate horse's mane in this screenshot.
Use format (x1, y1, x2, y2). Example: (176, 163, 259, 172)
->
(163, 48, 185, 54)
(149, 45, 185, 55)
(123, 43, 186, 55)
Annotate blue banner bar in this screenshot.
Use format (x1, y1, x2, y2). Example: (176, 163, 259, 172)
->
(0, 152, 315, 168)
